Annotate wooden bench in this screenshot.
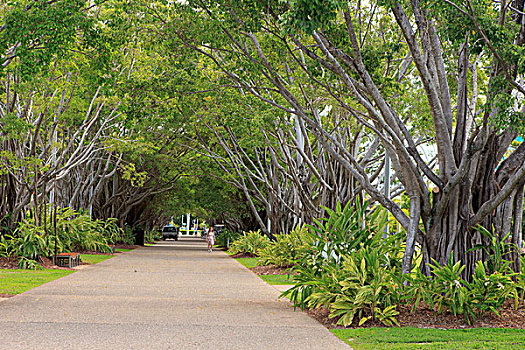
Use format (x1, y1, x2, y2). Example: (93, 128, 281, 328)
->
(55, 253, 81, 268)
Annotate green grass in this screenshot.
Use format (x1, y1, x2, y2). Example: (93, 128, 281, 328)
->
(81, 254, 113, 265)
(115, 248, 132, 252)
(331, 327, 525, 350)
(235, 257, 258, 268)
(0, 269, 75, 295)
(260, 274, 295, 285)
(234, 258, 295, 285)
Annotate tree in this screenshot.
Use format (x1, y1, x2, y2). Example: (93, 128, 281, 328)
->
(167, 0, 525, 277)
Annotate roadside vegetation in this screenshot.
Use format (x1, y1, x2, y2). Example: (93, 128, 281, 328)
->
(225, 202, 525, 330)
(0, 208, 144, 269)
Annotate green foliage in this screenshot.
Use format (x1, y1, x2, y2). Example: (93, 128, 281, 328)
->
(113, 225, 136, 246)
(145, 228, 161, 243)
(467, 261, 518, 315)
(0, 0, 103, 78)
(518, 256, 525, 301)
(429, 256, 474, 322)
(258, 225, 312, 267)
(306, 199, 389, 268)
(228, 230, 270, 256)
(0, 234, 16, 258)
(468, 225, 517, 274)
(281, 0, 345, 34)
(283, 201, 401, 326)
(215, 229, 241, 248)
(405, 254, 518, 325)
(18, 257, 42, 270)
(6, 208, 123, 262)
(328, 247, 402, 327)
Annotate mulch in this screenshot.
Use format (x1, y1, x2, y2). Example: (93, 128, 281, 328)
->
(304, 301, 525, 330)
(0, 293, 15, 298)
(114, 244, 140, 250)
(250, 265, 294, 275)
(230, 252, 257, 258)
(0, 257, 18, 269)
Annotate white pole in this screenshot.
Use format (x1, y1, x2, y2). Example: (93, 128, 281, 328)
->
(186, 213, 190, 235)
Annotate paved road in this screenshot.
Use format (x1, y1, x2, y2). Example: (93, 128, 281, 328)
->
(0, 237, 349, 349)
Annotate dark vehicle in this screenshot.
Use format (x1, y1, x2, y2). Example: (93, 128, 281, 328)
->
(214, 224, 225, 235)
(162, 226, 179, 241)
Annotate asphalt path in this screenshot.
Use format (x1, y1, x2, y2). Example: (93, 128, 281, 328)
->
(0, 237, 349, 349)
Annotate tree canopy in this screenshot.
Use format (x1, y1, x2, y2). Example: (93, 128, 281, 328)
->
(0, 0, 524, 276)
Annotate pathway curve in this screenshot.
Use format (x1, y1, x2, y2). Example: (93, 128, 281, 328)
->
(0, 237, 349, 349)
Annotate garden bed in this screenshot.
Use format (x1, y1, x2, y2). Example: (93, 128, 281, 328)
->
(0, 257, 18, 269)
(230, 252, 256, 258)
(305, 302, 525, 330)
(249, 262, 525, 330)
(250, 265, 293, 275)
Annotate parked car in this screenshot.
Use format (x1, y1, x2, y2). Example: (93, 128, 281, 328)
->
(161, 226, 179, 241)
(214, 224, 225, 235)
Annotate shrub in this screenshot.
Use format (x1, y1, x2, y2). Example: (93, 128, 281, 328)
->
(307, 199, 389, 267)
(328, 246, 402, 326)
(7, 208, 123, 262)
(113, 225, 135, 245)
(284, 200, 404, 327)
(258, 225, 312, 267)
(285, 200, 392, 309)
(215, 229, 241, 248)
(518, 256, 525, 302)
(405, 255, 519, 325)
(228, 230, 270, 256)
(0, 234, 16, 258)
(18, 257, 42, 270)
(145, 228, 161, 243)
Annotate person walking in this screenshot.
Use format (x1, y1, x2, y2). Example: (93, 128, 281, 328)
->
(206, 226, 215, 252)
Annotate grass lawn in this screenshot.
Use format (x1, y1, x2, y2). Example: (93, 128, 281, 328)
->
(260, 274, 295, 285)
(81, 254, 113, 265)
(234, 258, 294, 285)
(0, 269, 74, 295)
(331, 327, 525, 350)
(235, 257, 258, 268)
(115, 248, 132, 252)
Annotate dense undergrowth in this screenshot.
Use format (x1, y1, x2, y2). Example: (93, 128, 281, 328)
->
(0, 208, 145, 269)
(224, 201, 525, 327)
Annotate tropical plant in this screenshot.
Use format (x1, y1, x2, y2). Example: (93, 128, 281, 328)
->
(258, 225, 312, 267)
(406, 254, 519, 325)
(323, 246, 402, 327)
(228, 230, 270, 256)
(215, 229, 241, 248)
(18, 257, 42, 270)
(0, 234, 15, 258)
(285, 201, 392, 308)
(145, 228, 161, 243)
(307, 200, 389, 267)
(466, 261, 518, 317)
(468, 226, 518, 275)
